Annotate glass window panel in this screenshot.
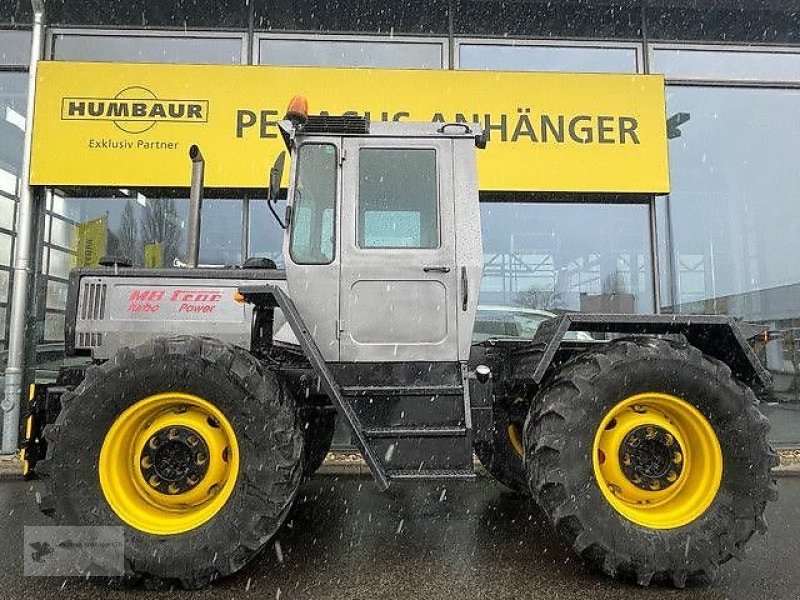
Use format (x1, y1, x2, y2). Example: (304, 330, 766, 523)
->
(0, 194, 15, 232)
(47, 191, 244, 269)
(259, 38, 443, 69)
(0, 73, 26, 201)
(43, 312, 65, 343)
(663, 86, 800, 313)
(0, 232, 11, 264)
(480, 202, 653, 314)
(0, 269, 9, 301)
(358, 148, 438, 249)
(662, 85, 800, 417)
(459, 43, 638, 73)
(47, 246, 74, 279)
(249, 199, 286, 268)
(0, 166, 18, 197)
(0, 30, 31, 66)
(52, 33, 243, 65)
(289, 144, 336, 264)
(652, 48, 800, 82)
(0, 306, 6, 349)
(46, 279, 68, 311)
(49, 215, 73, 249)
(194, 201, 243, 266)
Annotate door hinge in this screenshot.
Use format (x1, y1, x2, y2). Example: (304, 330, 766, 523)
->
(339, 149, 347, 165)
(335, 319, 343, 339)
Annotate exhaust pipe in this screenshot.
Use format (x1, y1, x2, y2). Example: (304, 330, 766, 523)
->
(186, 144, 204, 268)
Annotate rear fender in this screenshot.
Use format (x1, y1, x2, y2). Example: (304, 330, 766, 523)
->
(512, 314, 772, 397)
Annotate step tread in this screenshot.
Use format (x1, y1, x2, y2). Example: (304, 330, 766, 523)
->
(388, 468, 475, 480)
(342, 384, 464, 396)
(364, 426, 468, 438)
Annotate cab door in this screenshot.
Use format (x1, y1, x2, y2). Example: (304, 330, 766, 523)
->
(339, 137, 458, 362)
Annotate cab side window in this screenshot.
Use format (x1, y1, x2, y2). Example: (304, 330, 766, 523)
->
(357, 148, 438, 249)
(289, 143, 337, 264)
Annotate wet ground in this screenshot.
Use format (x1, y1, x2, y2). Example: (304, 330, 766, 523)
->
(1, 475, 799, 600)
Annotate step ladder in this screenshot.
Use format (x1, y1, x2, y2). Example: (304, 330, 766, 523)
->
(239, 284, 474, 490)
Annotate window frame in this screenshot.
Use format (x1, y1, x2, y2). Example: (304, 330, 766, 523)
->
(356, 146, 441, 251)
(288, 141, 339, 266)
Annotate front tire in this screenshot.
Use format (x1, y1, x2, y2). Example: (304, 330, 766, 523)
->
(525, 338, 778, 587)
(37, 336, 304, 588)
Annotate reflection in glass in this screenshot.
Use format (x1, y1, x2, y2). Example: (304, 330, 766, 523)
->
(45, 191, 245, 280)
(663, 86, 800, 396)
(459, 43, 637, 73)
(358, 148, 438, 249)
(260, 38, 443, 69)
(52, 34, 243, 64)
(249, 199, 286, 268)
(479, 202, 653, 314)
(289, 144, 337, 264)
(0, 71, 26, 348)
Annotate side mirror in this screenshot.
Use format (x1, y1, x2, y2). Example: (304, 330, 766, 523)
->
(267, 151, 287, 228)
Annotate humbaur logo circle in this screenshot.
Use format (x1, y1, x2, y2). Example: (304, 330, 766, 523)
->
(62, 87, 208, 134)
(113, 86, 158, 134)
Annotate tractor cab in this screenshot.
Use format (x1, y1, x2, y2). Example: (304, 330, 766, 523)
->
(268, 98, 485, 364)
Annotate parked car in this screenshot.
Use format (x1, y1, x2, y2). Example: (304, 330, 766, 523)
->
(473, 305, 593, 342)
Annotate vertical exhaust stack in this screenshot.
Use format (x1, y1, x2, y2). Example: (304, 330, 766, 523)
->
(186, 144, 204, 268)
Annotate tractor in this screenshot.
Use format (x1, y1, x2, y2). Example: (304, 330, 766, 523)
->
(23, 96, 777, 589)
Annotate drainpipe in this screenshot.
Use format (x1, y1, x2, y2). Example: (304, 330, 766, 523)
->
(2, 0, 46, 454)
(186, 145, 204, 268)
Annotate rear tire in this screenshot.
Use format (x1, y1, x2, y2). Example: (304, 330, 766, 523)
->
(525, 337, 778, 587)
(37, 336, 304, 589)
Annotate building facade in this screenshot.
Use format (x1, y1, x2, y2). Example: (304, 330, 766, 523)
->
(2, 1, 800, 439)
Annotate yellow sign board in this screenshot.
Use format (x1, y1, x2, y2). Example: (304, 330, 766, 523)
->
(31, 61, 669, 193)
(74, 216, 107, 267)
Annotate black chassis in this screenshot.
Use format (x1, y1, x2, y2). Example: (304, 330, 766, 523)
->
(25, 280, 770, 485)
(240, 284, 771, 488)
(469, 313, 772, 447)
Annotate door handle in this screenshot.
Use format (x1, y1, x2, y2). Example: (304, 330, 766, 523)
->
(423, 266, 451, 273)
(461, 266, 468, 311)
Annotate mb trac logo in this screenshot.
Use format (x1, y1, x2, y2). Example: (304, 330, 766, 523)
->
(61, 86, 209, 133)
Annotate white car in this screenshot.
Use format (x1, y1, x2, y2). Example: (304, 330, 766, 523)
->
(473, 305, 593, 343)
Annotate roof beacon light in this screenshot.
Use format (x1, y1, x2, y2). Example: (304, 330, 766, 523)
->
(286, 95, 309, 127)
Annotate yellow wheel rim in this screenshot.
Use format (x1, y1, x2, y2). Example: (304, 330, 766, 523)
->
(99, 392, 239, 535)
(592, 392, 722, 529)
(507, 424, 524, 457)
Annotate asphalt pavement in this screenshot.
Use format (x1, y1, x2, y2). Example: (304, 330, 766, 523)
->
(1, 475, 799, 600)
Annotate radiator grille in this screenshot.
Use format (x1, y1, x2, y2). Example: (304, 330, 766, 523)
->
(80, 282, 107, 321)
(77, 332, 103, 348)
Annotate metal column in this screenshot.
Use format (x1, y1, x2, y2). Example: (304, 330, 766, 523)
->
(649, 196, 662, 315)
(2, 0, 46, 454)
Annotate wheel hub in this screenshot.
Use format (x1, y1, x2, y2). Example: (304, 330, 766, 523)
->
(592, 392, 723, 529)
(139, 426, 210, 495)
(619, 424, 684, 491)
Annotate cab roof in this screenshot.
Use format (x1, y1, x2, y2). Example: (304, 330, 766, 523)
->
(279, 116, 486, 148)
